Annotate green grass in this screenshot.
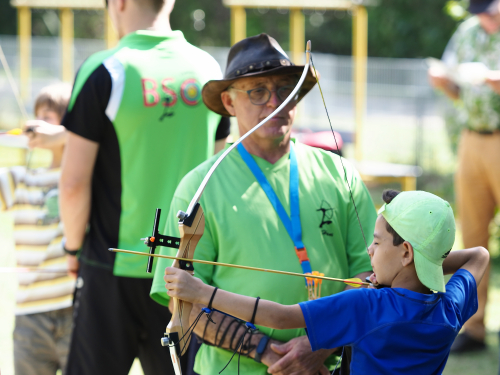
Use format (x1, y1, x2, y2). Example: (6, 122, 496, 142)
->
(445, 333, 499, 375)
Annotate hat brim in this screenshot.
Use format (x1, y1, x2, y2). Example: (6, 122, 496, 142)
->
(202, 65, 318, 117)
(414, 249, 446, 293)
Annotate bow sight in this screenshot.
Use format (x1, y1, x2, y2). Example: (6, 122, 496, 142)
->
(144, 208, 181, 273)
(144, 205, 203, 273)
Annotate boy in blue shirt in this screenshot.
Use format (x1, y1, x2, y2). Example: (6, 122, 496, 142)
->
(163, 190, 489, 374)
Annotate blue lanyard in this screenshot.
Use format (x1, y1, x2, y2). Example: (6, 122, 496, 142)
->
(237, 142, 312, 275)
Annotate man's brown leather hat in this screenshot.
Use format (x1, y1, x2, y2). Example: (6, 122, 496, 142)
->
(202, 33, 318, 117)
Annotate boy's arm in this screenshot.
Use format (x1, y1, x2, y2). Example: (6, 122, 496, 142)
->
(442, 247, 490, 285)
(164, 267, 306, 330)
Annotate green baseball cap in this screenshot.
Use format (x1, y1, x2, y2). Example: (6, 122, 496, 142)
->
(377, 191, 456, 292)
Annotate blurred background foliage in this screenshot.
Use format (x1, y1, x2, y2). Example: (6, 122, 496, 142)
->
(0, 0, 463, 58)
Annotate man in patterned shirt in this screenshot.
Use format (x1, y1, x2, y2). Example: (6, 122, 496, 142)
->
(429, 0, 500, 353)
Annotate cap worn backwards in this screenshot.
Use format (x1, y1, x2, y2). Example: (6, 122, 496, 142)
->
(377, 191, 456, 292)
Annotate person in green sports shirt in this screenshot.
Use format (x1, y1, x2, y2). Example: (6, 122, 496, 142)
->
(150, 33, 377, 375)
(59, 0, 230, 374)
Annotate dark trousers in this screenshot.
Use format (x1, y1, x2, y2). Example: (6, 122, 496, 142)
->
(66, 264, 177, 375)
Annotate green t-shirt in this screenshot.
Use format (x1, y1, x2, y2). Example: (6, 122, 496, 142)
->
(62, 30, 223, 277)
(151, 141, 376, 374)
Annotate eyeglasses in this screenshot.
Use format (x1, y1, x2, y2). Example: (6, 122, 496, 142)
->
(230, 85, 297, 105)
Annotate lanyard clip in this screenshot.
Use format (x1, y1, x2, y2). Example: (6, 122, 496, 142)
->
(294, 246, 310, 263)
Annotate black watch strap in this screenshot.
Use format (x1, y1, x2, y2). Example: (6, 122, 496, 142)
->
(63, 246, 79, 256)
(62, 238, 80, 256)
(254, 335, 270, 363)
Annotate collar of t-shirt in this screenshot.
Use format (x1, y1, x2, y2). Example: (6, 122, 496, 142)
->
(391, 287, 441, 304)
(236, 140, 295, 173)
(119, 29, 185, 46)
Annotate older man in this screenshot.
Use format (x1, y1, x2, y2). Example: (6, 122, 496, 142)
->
(151, 34, 376, 375)
(429, 0, 500, 353)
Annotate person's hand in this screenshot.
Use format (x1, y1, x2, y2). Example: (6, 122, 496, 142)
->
(265, 335, 332, 375)
(428, 69, 460, 100)
(485, 70, 500, 94)
(164, 267, 209, 304)
(23, 120, 67, 149)
(428, 69, 453, 90)
(260, 338, 284, 369)
(66, 255, 79, 279)
(368, 272, 379, 289)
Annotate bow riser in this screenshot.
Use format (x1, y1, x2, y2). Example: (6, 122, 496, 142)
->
(165, 203, 205, 363)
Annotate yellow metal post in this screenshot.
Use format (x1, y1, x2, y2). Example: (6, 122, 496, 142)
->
(18, 6, 31, 100)
(105, 9, 119, 49)
(60, 8, 74, 82)
(230, 6, 246, 45)
(402, 176, 417, 191)
(289, 8, 305, 64)
(352, 5, 367, 161)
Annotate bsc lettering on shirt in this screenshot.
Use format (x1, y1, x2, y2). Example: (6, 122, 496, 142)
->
(141, 78, 202, 110)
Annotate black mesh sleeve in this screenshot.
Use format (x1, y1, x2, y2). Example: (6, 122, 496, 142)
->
(215, 116, 231, 141)
(62, 64, 112, 143)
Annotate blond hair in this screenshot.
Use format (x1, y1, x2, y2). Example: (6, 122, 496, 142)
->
(34, 83, 72, 119)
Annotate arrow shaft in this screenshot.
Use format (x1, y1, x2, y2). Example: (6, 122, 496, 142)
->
(109, 248, 369, 286)
(0, 267, 67, 274)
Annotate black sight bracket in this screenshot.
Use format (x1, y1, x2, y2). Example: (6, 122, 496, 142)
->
(145, 208, 181, 273)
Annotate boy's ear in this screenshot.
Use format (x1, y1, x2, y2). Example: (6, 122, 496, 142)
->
(401, 241, 414, 267)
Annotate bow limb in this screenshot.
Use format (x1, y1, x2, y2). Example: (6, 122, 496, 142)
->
(164, 203, 205, 375)
(182, 41, 312, 219)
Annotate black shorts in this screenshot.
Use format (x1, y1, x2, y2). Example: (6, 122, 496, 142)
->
(66, 263, 183, 375)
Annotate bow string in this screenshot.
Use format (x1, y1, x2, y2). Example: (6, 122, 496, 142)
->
(309, 53, 369, 253)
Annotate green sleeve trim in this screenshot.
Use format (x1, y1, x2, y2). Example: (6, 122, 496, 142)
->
(150, 287, 170, 307)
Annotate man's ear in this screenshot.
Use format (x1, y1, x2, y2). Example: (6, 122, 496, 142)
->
(221, 91, 236, 116)
(401, 241, 414, 267)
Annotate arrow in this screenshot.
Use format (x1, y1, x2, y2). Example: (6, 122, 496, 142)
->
(108, 248, 369, 287)
(0, 267, 68, 274)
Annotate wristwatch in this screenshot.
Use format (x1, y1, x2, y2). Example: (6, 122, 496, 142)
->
(254, 335, 270, 363)
(62, 237, 80, 256)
